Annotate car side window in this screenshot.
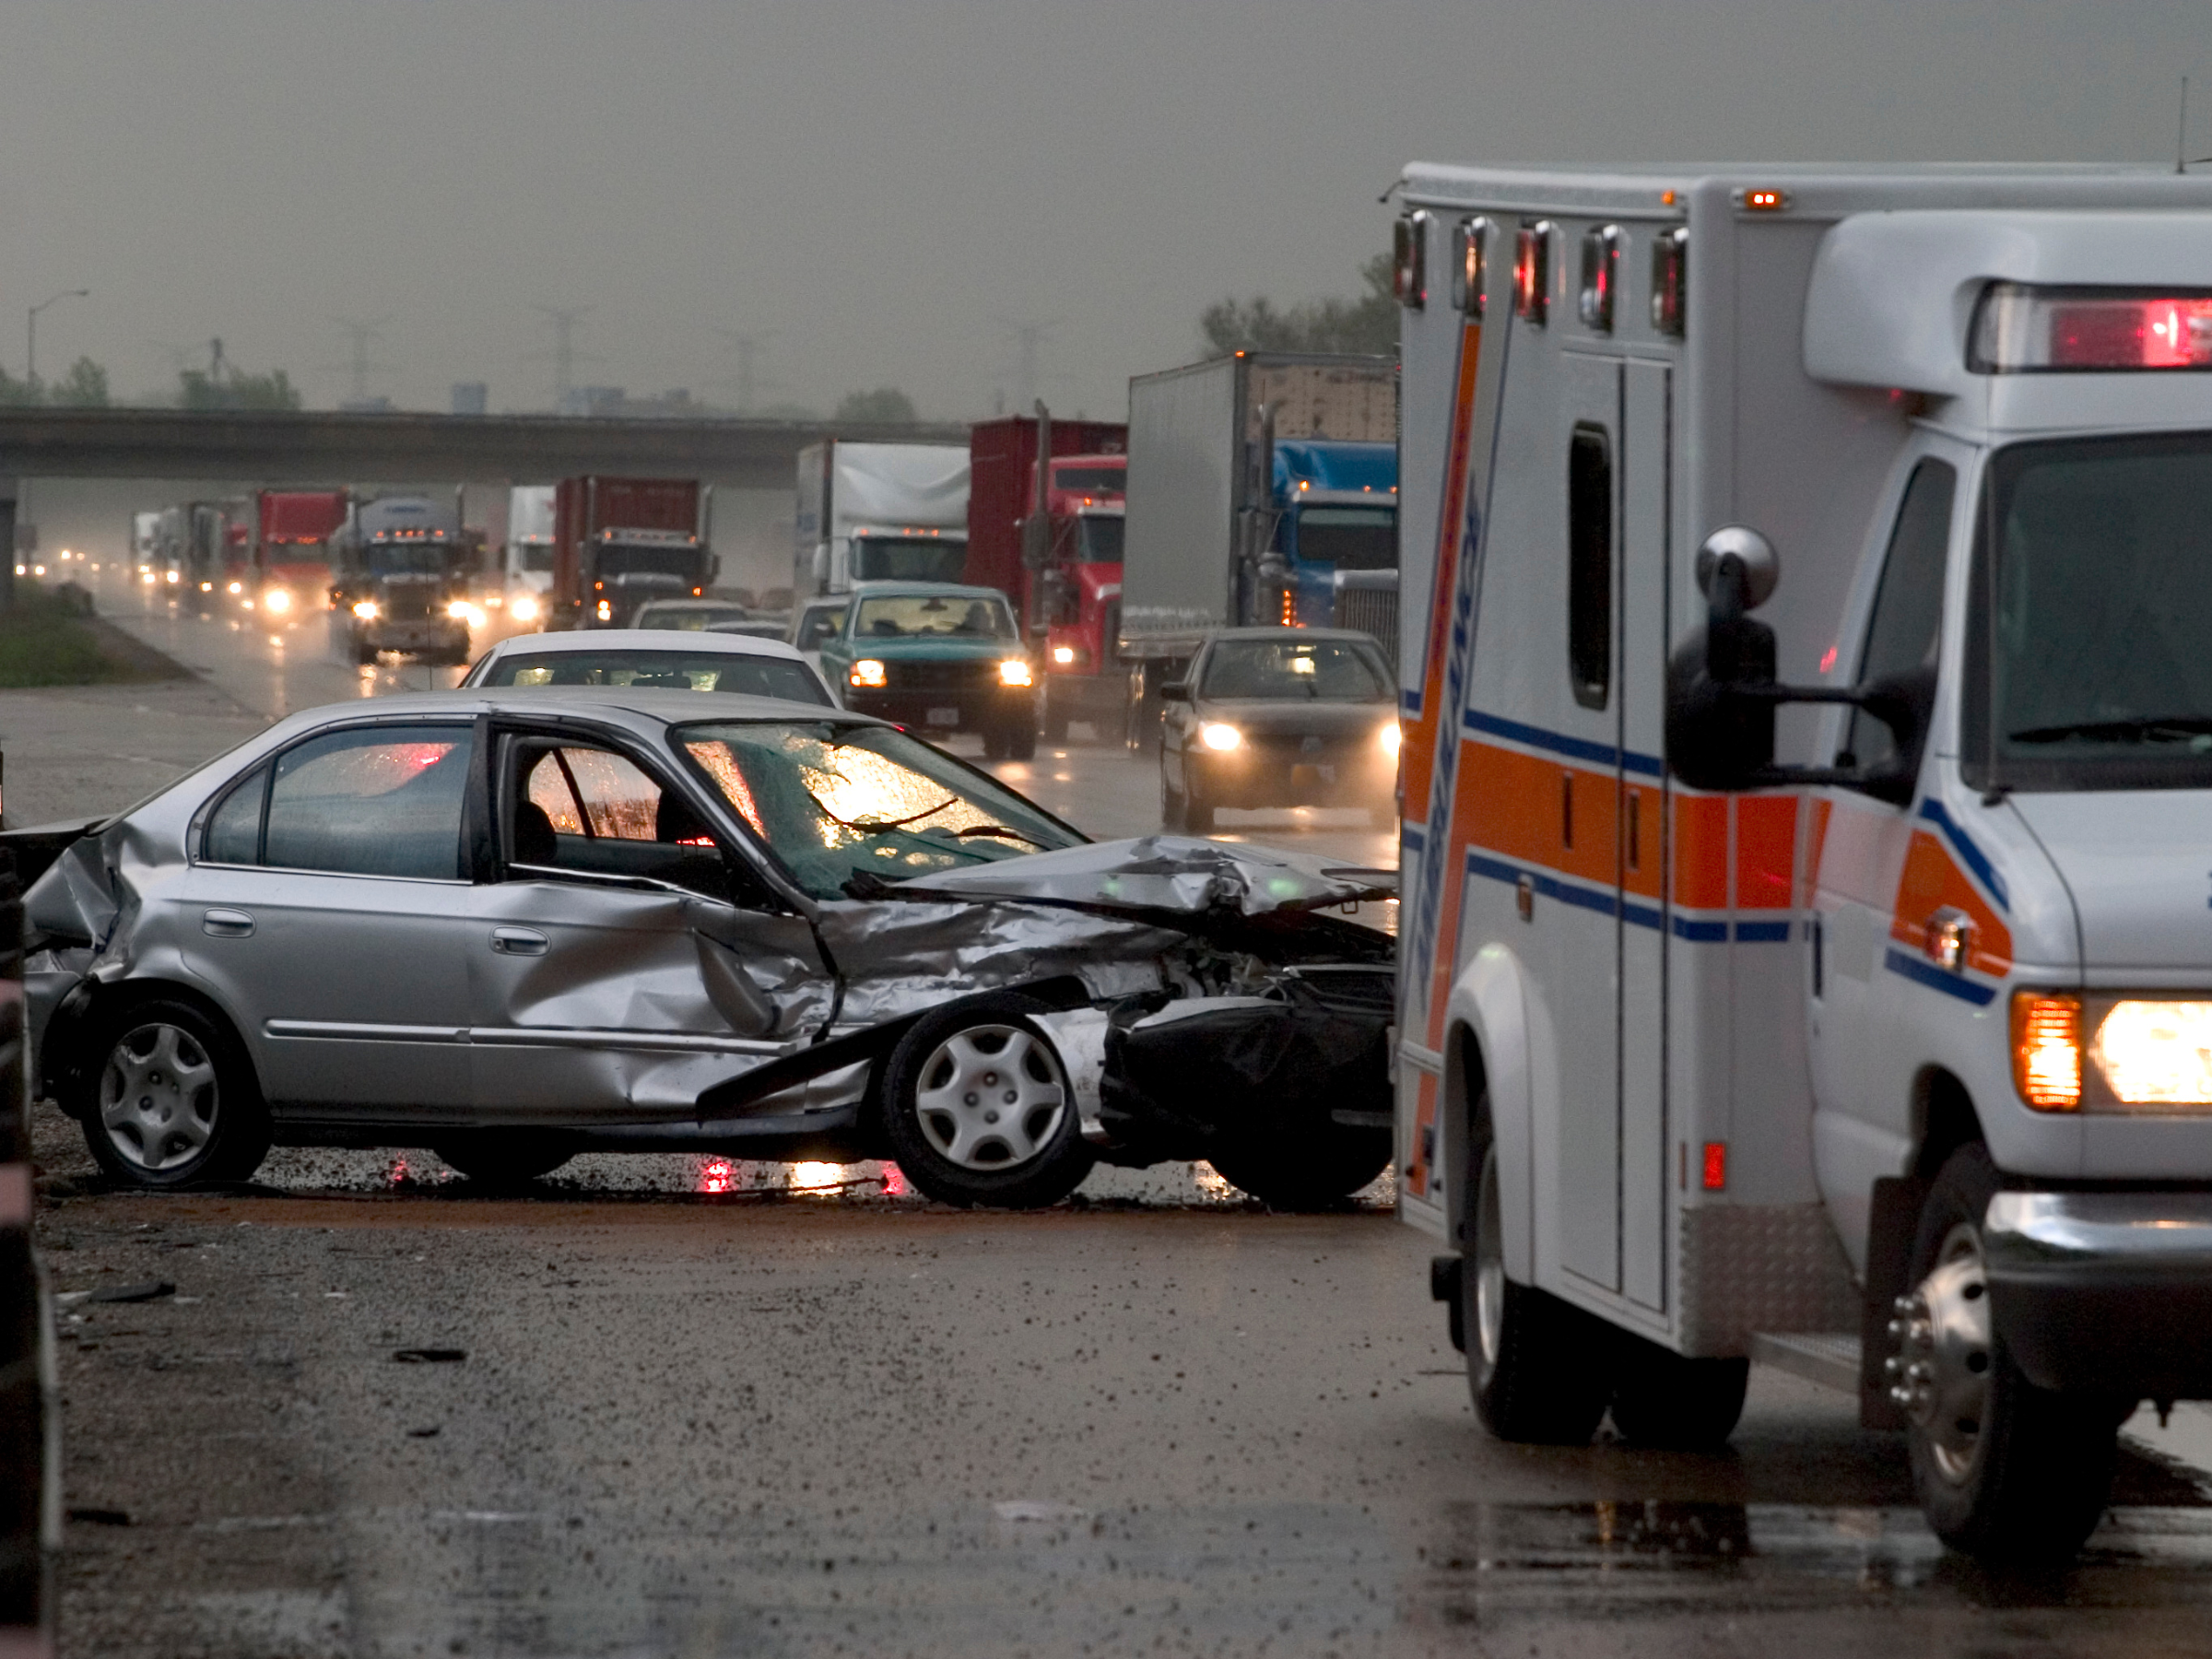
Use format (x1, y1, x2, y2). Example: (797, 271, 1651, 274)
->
(507, 740, 737, 902)
(1843, 459, 1957, 776)
(262, 725, 474, 880)
(201, 764, 269, 864)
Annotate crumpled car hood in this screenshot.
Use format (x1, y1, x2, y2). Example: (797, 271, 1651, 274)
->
(893, 835, 1393, 918)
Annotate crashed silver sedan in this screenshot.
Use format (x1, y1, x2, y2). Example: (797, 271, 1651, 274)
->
(16, 689, 1395, 1208)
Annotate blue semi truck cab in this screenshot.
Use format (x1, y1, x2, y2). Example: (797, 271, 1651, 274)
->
(1268, 438, 1398, 631)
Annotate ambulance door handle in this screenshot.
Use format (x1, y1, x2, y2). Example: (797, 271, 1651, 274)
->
(1516, 873, 1535, 924)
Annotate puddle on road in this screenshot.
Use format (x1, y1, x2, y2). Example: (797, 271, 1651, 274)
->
(1419, 1500, 2212, 1623)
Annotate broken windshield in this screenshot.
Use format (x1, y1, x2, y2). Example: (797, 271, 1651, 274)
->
(677, 719, 1084, 898)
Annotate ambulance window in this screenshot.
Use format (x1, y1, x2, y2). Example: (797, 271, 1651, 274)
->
(1844, 459, 1956, 776)
(1567, 425, 1613, 710)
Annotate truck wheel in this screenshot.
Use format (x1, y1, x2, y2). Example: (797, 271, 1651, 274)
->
(1462, 1109, 1611, 1443)
(1043, 700, 1071, 745)
(1609, 1337, 1749, 1449)
(1898, 1143, 2120, 1562)
(433, 1133, 575, 1188)
(1205, 1124, 1391, 1211)
(356, 641, 380, 666)
(877, 994, 1095, 1209)
(69, 997, 271, 1190)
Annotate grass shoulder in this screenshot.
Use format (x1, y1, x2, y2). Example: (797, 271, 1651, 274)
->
(0, 584, 187, 688)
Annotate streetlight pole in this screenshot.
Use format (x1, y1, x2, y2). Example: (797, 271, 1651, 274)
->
(26, 288, 88, 389)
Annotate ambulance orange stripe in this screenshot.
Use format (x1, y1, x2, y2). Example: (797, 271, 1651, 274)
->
(1888, 830, 2014, 975)
(1402, 320, 1484, 812)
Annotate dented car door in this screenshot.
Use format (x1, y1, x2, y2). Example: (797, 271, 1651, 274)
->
(466, 731, 823, 1123)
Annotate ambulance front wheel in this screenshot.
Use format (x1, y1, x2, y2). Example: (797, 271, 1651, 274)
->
(1462, 1111, 1611, 1444)
(1900, 1143, 2121, 1562)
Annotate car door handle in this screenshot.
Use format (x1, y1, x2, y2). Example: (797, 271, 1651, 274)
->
(201, 909, 254, 938)
(490, 927, 548, 957)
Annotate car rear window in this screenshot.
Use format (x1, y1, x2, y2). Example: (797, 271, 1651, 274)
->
(1199, 639, 1391, 701)
(482, 650, 831, 705)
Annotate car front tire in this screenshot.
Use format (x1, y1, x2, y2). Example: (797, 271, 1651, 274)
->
(69, 997, 271, 1190)
(1204, 1123, 1391, 1211)
(433, 1133, 576, 1188)
(878, 994, 1095, 1209)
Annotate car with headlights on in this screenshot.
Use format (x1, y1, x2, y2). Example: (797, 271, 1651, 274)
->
(820, 582, 1040, 759)
(9, 689, 1394, 1211)
(1159, 629, 1400, 830)
(461, 628, 838, 706)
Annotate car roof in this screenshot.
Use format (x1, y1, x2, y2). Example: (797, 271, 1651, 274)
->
(473, 628, 806, 663)
(635, 598, 747, 611)
(256, 686, 892, 743)
(846, 582, 1009, 603)
(1204, 627, 1387, 645)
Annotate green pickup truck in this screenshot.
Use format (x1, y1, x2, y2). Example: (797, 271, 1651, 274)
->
(820, 582, 1041, 759)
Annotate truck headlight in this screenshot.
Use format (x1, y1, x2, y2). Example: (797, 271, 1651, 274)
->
(851, 658, 888, 688)
(596, 599, 612, 621)
(263, 588, 292, 614)
(226, 580, 242, 594)
(998, 658, 1034, 688)
(1378, 721, 1402, 756)
(510, 594, 540, 623)
(1200, 723, 1243, 752)
(351, 600, 381, 620)
(1052, 644, 1078, 666)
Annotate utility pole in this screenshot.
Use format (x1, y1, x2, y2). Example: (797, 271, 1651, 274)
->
(530, 304, 594, 406)
(328, 316, 394, 403)
(712, 329, 781, 415)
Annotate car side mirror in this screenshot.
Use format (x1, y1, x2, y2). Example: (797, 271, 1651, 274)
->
(1160, 681, 1192, 704)
(1666, 526, 1932, 797)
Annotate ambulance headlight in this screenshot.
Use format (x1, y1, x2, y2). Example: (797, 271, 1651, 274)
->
(2016, 991, 2212, 1112)
(1199, 723, 1243, 752)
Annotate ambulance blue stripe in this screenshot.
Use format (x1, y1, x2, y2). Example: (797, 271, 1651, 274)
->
(1461, 708, 1665, 778)
(1401, 823, 1427, 852)
(1917, 798, 2010, 912)
(1463, 851, 1780, 942)
(1402, 688, 1421, 715)
(1883, 947, 1998, 1006)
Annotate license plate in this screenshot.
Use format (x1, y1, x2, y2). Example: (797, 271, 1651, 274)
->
(925, 707, 960, 726)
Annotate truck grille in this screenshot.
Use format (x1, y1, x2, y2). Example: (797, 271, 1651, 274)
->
(891, 659, 997, 690)
(382, 589, 433, 620)
(1333, 581, 1399, 664)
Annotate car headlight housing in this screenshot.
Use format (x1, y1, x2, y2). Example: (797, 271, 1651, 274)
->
(851, 658, 888, 688)
(510, 594, 540, 623)
(263, 588, 292, 614)
(2015, 990, 2212, 1112)
(351, 599, 380, 620)
(999, 658, 1034, 688)
(1199, 722, 1243, 752)
(1378, 721, 1402, 756)
(447, 599, 474, 619)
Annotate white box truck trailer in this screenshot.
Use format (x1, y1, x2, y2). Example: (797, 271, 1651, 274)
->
(1393, 162, 2212, 1562)
(794, 441, 969, 599)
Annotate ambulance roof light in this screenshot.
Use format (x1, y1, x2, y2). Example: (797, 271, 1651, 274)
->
(1578, 225, 1621, 335)
(1393, 210, 1430, 310)
(1452, 216, 1492, 319)
(1514, 222, 1554, 325)
(1970, 282, 2212, 373)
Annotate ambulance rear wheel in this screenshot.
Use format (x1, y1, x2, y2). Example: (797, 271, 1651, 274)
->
(1464, 1119, 1610, 1444)
(1900, 1143, 2120, 1562)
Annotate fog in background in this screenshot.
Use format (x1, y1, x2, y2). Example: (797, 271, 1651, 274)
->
(3, 0, 2206, 423)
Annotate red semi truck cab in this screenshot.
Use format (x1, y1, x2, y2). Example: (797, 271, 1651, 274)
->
(550, 477, 714, 629)
(253, 489, 349, 623)
(967, 413, 1126, 744)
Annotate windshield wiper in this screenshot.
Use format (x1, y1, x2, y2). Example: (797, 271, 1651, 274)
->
(837, 794, 961, 830)
(952, 824, 1045, 846)
(2009, 715, 2212, 745)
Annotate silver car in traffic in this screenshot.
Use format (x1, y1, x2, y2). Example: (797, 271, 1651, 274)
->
(18, 690, 1394, 1208)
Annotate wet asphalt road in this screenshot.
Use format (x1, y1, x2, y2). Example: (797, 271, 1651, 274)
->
(16, 574, 2212, 1655)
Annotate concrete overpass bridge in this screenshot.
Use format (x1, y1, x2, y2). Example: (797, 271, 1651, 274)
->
(0, 407, 970, 490)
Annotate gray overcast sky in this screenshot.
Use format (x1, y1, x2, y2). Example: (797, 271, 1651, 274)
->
(3, 1, 2206, 420)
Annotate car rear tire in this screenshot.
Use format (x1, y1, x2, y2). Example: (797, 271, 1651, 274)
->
(70, 997, 271, 1190)
(433, 1133, 576, 1187)
(1608, 1338, 1749, 1449)
(1900, 1143, 2120, 1562)
(878, 994, 1095, 1209)
(1204, 1124, 1391, 1211)
(1461, 1109, 1611, 1443)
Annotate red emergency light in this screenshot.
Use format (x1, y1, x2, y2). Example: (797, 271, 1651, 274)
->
(1971, 282, 2212, 372)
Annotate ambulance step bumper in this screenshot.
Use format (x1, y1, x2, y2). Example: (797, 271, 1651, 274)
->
(1750, 1331, 1861, 1394)
(1984, 1191, 2212, 1399)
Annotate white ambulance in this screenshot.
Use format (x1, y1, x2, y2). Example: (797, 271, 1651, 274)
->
(1391, 163, 2212, 1561)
